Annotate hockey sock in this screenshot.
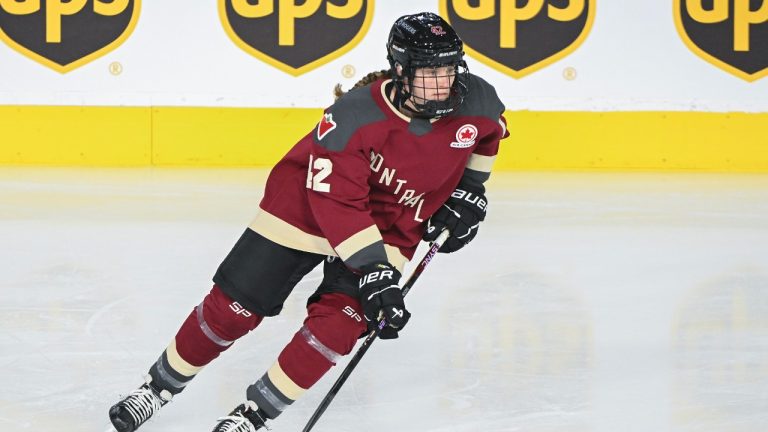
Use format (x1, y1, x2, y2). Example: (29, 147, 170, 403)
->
(246, 293, 366, 419)
(149, 284, 263, 394)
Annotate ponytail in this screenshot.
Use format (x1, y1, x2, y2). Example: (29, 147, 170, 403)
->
(334, 69, 393, 100)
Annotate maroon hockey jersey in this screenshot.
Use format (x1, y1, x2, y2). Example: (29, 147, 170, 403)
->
(250, 75, 508, 271)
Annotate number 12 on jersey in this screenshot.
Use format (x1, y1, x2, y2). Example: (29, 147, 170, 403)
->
(306, 155, 333, 192)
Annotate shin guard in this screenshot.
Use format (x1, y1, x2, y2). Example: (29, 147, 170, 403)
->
(149, 284, 263, 394)
(247, 293, 366, 419)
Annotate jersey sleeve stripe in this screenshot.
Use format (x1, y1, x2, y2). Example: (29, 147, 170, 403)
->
(344, 240, 389, 270)
(342, 241, 407, 271)
(334, 225, 384, 262)
(466, 153, 496, 173)
(462, 167, 491, 185)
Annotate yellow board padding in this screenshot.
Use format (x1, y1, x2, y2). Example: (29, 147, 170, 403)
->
(151, 107, 320, 166)
(0, 106, 152, 166)
(1, 106, 767, 171)
(497, 111, 768, 172)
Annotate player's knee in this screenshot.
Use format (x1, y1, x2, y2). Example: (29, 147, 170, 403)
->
(175, 285, 263, 363)
(199, 284, 264, 341)
(304, 293, 367, 356)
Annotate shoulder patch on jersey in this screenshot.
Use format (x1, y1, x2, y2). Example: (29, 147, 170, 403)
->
(458, 74, 505, 120)
(450, 124, 478, 148)
(313, 84, 387, 152)
(317, 113, 337, 141)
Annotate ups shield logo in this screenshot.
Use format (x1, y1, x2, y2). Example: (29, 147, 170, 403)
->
(439, 0, 595, 78)
(219, 0, 373, 76)
(674, 0, 768, 82)
(0, 0, 140, 73)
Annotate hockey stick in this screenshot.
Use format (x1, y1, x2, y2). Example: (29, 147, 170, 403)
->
(302, 229, 451, 432)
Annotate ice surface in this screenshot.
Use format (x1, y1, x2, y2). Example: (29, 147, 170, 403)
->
(1, 168, 767, 432)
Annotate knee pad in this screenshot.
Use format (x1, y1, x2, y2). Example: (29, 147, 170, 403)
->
(247, 293, 366, 419)
(304, 292, 367, 357)
(276, 293, 366, 389)
(174, 284, 264, 367)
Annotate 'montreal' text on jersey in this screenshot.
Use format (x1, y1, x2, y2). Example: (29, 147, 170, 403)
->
(370, 150, 427, 222)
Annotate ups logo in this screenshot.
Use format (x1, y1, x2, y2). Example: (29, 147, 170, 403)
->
(0, 0, 140, 73)
(440, 0, 595, 78)
(674, 0, 768, 82)
(219, 0, 373, 76)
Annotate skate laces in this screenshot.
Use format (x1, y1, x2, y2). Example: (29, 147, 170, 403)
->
(215, 403, 269, 432)
(214, 414, 256, 432)
(121, 384, 165, 427)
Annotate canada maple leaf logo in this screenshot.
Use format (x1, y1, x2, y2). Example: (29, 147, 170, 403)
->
(450, 124, 478, 148)
(317, 113, 337, 140)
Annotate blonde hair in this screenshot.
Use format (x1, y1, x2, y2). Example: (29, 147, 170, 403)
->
(334, 69, 392, 100)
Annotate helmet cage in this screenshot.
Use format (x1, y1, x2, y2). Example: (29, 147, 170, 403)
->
(386, 13, 470, 118)
(388, 51, 469, 118)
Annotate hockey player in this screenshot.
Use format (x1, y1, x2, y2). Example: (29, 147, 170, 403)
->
(108, 12, 508, 432)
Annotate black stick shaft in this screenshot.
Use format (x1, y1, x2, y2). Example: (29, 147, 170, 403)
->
(302, 230, 450, 432)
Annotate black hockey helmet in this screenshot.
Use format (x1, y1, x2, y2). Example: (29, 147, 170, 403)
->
(386, 12, 470, 118)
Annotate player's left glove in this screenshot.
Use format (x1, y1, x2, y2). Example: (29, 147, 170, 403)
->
(423, 182, 487, 253)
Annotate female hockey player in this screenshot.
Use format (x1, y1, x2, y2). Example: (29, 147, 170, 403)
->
(108, 11, 508, 432)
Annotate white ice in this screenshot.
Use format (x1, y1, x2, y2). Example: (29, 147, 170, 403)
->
(1, 168, 767, 432)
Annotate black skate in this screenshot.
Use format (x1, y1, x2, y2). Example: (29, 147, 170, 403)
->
(109, 376, 172, 432)
(212, 401, 269, 432)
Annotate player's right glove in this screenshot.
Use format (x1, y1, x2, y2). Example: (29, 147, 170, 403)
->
(358, 262, 410, 340)
(423, 182, 487, 253)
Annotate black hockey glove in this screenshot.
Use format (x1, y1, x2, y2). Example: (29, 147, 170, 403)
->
(423, 182, 487, 253)
(358, 262, 410, 340)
